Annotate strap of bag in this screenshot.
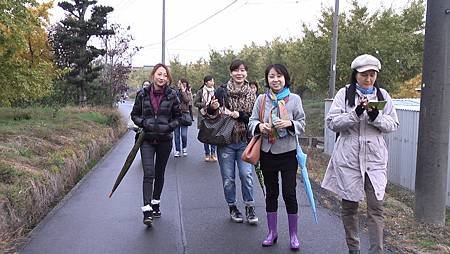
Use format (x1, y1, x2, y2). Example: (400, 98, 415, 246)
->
(259, 95, 266, 123)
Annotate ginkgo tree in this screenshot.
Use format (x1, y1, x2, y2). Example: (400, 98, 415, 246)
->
(0, 0, 58, 106)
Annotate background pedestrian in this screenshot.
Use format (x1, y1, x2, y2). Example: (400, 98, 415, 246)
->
(174, 78, 193, 157)
(194, 75, 217, 162)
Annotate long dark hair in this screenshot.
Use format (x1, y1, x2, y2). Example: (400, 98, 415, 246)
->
(346, 70, 384, 107)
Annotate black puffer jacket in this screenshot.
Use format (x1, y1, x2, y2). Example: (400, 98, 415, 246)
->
(131, 85, 181, 142)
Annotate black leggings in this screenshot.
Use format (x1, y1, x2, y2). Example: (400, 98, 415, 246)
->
(140, 140, 172, 206)
(260, 149, 298, 214)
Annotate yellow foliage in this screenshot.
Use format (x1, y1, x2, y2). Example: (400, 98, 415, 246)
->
(0, 1, 58, 106)
(392, 74, 422, 99)
(31, 1, 53, 24)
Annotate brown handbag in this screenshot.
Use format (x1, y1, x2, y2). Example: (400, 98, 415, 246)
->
(241, 96, 266, 165)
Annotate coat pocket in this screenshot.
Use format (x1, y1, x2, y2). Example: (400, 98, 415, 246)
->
(366, 137, 387, 166)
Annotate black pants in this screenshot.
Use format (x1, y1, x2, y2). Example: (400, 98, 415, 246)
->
(260, 149, 298, 214)
(140, 140, 172, 206)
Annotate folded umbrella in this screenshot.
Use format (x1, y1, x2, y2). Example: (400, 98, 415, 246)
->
(254, 162, 266, 196)
(109, 130, 145, 198)
(296, 139, 318, 224)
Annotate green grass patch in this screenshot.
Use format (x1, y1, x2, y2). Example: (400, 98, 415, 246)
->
(75, 111, 120, 128)
(18, 148, 33, 158)
(76, 112, 109, 125)
(416, 234, 438, 250)
(0, 107, 67, 134)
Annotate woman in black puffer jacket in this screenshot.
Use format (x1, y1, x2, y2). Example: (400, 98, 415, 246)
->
(131, 63, 181, 226)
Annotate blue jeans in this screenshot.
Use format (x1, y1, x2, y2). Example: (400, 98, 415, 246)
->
(217, 142, 255, 206)
(203, 143, 216, 156)
(174, 125, 188, 152)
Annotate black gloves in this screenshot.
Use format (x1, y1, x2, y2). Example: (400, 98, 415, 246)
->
(355, 103, 379, 121)
(355, 104, 365, 117)
(367, 108, 379, 122)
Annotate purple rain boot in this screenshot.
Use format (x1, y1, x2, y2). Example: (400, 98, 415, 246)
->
(288, 214, 300, 250)
(262, 212, 278, 247)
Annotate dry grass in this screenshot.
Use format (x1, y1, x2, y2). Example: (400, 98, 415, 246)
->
(305, 147, 450, 254)
(0, 106, 126, 252)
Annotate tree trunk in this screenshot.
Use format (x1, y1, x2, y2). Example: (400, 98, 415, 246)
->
(79, 83, 87, 107)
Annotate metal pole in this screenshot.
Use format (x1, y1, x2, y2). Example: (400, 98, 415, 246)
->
(162, 0, 166, 64)
(328, 0, 339, 99)
(414, 0, 450, 225)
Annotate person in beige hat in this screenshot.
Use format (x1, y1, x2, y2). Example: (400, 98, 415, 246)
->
(322, 54, 399, 254)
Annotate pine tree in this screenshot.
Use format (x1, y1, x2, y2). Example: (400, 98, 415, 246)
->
(51, 0, 114, 106)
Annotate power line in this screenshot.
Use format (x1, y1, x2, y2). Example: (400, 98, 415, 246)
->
(113, 0, 131, 10)
(245, 0, 302, 4)
(141, 0, 239, 48)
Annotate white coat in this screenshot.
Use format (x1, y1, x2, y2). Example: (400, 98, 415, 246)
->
(321, 85, 399, 202)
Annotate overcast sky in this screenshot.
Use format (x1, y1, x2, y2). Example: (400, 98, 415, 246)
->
(48, 0, 412, 67)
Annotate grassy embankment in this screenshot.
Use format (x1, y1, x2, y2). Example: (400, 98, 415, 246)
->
(302, 98, 450, 253)
(0, 106, 126, 252)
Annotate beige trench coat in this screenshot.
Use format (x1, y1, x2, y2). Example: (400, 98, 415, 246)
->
(321, 85, 399, 202)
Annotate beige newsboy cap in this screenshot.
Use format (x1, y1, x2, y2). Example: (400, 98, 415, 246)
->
(351, 54, 381, 72)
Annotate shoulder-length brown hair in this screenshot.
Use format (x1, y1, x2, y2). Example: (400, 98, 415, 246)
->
(150, 63, 173, 85)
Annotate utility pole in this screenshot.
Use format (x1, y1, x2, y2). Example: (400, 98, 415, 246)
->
(328, 0, 339, 98)
(161, 0, 166, 64)
(414, 0, 450, 225)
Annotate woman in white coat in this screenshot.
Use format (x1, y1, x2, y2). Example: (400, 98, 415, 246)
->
(321, 54, 399, 254)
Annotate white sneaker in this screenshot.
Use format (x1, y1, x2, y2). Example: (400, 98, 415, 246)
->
(182, 148, 188, 156)
(174, 151, 180, 157)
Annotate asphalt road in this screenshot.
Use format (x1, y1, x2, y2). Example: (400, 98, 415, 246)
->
(19, 101, 372, 254)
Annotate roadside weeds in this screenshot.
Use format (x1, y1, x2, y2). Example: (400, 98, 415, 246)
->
(0, 106, 126, 253)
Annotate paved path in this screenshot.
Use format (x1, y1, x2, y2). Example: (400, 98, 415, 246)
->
(19, 101, 372, 254)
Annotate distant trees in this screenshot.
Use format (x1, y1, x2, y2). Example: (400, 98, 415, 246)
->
(94, 24, 140, 105)
(0, 0, 425, 107)
(392, 74, 421, 99)
(169, 0, 425, 97)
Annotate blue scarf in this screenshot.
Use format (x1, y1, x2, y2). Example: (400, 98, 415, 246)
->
(268, 87, 291, 106)
(356, 83, 375, 94)
(267, 87, 291, 142)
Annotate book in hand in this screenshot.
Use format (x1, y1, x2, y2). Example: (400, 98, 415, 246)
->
(367, 100, 387, 110)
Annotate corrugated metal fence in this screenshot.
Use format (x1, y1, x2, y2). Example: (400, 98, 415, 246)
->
(323, 99, 450, 205)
